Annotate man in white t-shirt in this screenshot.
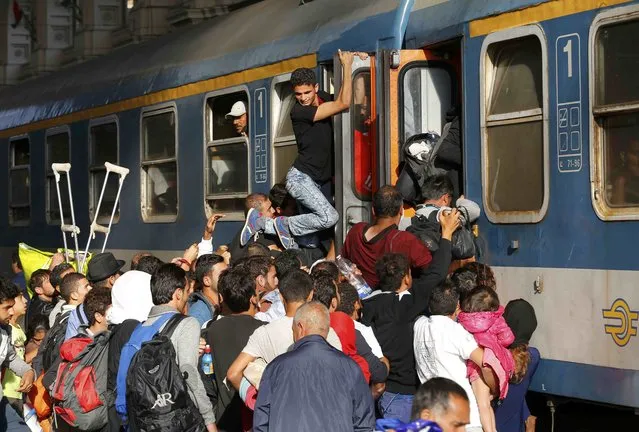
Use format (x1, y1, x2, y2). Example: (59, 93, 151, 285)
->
(227, 269, 341, 390)
(414, 282, 495, 431)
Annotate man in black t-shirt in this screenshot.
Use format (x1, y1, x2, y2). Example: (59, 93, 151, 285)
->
(241, 50, 368, 249)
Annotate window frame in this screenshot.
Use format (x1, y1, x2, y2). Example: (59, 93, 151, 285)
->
(589, 4, 639, 221)
(202, 85, 251, 221)
(89, 115, 120, 224)
(45, 126, 72, 225)
(140, 103, 179, 223)
(350, 68, 374, 201)
(8, 135, 31, 226)
(480, 24, 550, 224)
(398, 61, 457, 149)
(270, 73, 297, 184)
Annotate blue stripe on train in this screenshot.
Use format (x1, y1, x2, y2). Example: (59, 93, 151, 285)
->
(531, 358, 639, 408)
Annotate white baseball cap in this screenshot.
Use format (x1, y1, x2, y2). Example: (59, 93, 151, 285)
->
(225, 101, 246, 119)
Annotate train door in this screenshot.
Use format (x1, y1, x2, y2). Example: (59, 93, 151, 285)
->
(334, 54, 376, 246)
(380, 45, 460, 202)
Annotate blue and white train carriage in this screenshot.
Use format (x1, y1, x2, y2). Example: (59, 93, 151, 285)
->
(1, 0, 638, 411)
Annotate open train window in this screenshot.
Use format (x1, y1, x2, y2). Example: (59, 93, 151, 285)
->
(590, 9, 639, 220)
(480, 26, 549, 223)
(45, 128, 71, 224)
(205, 88, 250, 218)
(271, 75, 297, 184)
(89, 118, 119, 223)
(140, 106, 178, 222)
(9, 136, 30, 225)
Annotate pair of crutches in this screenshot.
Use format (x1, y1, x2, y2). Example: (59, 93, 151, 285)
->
(51, 162, 130, 271)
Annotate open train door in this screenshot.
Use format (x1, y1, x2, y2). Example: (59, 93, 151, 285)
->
(379, 47, 460, 200)
(334, 53, 376, 247)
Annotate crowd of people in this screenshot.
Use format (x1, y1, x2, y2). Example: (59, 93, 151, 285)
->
(0, 51, 540, 432)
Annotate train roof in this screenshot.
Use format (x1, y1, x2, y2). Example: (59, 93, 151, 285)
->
(0, 0, 548, 131)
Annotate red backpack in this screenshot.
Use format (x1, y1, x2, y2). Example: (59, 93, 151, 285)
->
(51, 331, 111, 430)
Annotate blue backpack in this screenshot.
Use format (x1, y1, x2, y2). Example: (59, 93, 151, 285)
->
(115, 312, 176, 424)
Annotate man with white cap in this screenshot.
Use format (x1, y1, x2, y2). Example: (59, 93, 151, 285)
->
(226, 101, 248, 137)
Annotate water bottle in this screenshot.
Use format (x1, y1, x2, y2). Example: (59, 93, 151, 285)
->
(335, 255, 372, 298)
(201, 345, 214, 376)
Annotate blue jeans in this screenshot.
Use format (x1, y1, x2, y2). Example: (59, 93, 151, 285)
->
(266, 167, 339, 237)
(0, 397, 29, 432)
(378, 391, 414, 423)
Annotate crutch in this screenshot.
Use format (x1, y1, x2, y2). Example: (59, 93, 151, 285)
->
(79, 162, 129, 271)
(51, 163, 81, 269)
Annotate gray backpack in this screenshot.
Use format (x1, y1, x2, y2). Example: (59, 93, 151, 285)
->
(51, 330, 112, 430)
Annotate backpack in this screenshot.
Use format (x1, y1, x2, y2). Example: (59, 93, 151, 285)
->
(37, 310, 72, 375)
(396, 125, 451, 204)
(116, 313, 206, 432)
(407, 204, 476, 260)
(51, 331, 112, 430)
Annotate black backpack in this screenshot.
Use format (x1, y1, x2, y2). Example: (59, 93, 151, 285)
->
(126, 314, 206, 432)
(38, 310, 72, 374)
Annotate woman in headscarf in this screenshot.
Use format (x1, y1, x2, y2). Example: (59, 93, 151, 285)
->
(494, 299, 540, 432)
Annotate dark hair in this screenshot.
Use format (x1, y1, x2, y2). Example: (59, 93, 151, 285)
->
(269, 183, 294, 210)
(30, 269, 51, 291)
(84, 287, 112, 326)
(311, 261, 340, 282)
(279, 269, 313, 303)
(373, 185, 403, 218)
(274, 249, 302, 278)
(336, 282, 359, 317)
(421, 174, 454, 202)
(449, 268, 477, 302)
(130, 252, 152, 271)
(136, 255, 164, 275)
(50, 262, 74, 288)
(235, 256, 272, 285)
(244, 193, 269, 216)
(311, 271, 337, 309)
(219, 270, 255, 314)
(428, 281, 459, 316)
(0, 275, 21, 304)
(11, 251, 22, 270)
(291, 67, 317, 87)
(60, 273, 86, 302)
(461, 286, 499, 313)
(411, 377, 469, 420)
(376, 253, 409, 292)
(26, 314, 49, 341)
(464, 262, 496, 291)
(194, 254, 226, 287)
(150, 264, 187, 305)
(247, 242, 271, 258)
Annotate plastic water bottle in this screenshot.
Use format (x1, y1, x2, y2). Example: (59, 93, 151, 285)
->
(201, 345, 214, 376)
(335, 255, 372, 298)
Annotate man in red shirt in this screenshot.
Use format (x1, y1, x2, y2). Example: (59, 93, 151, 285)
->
(342, 185, 438, 288)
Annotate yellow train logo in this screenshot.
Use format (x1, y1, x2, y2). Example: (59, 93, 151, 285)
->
(602, 298, 638, 347)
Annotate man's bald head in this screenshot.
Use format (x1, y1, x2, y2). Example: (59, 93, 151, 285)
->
(292, 301, 330, 342)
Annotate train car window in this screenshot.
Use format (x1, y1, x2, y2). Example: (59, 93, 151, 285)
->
(592, 17, 639, 215)
(141, 108, 178, 221)
(205, 90, 249, 217)
(402, 66, 453, 141)
(89, 120, 119, 223)
(272, 78, 297, 183)
(352, 70, 373, 200)
(9, 137, 30, 225)
(481, 29, 548, 223)
(45, 130, 71, 224)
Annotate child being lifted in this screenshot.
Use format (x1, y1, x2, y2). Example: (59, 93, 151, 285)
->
(241, 50, 368, 249)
